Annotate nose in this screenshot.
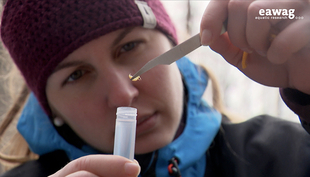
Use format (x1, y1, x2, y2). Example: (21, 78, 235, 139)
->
(104, 69, 139, 108)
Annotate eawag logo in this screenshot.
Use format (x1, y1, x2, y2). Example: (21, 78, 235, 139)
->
(255, 9, 304, 20)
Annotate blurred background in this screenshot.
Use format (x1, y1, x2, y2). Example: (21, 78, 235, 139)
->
(161, 0, 299, 123)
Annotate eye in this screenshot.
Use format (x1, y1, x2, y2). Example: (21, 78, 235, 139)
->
(66, 70, 85, 83)
(119, 42, 138, 53)
(113, 40, 144, 60)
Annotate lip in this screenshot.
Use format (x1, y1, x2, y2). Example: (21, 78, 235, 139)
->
(136, 112, 158, 136)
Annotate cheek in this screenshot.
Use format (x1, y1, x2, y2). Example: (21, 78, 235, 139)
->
(53, 100, 117, 152)
(162, 64, 184, 120)
(135, 64, 184, 153)
(147, 64, 183, 125)
(52, 95, 111, 129)
(47, 93, 116, 145)
(145, 64, 182, 102)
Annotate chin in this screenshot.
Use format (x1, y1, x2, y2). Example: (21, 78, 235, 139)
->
(134, 134, 174, 154)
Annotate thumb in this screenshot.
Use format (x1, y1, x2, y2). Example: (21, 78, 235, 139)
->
(200, 0, 228, 46)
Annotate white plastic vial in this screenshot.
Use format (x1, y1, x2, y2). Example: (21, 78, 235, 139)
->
(113, 107, 137, 161)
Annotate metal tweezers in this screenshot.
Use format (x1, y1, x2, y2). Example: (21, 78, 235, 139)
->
(130, 25, 226, 80)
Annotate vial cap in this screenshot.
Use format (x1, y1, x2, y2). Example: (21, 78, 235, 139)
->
(116, 107, 137, 119)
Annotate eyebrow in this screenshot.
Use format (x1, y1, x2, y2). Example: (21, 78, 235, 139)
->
(53, 61, 87, 73)
(112, 27, 136, 47)
(53, 27, 136, 73)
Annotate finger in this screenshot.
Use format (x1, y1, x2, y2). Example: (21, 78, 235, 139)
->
(209, 32, 244, 67)
(200, 0, 229, 46)
(286, 53, 310, 94)
(268, 17, 310, 64)
(65, 171, 99, 177)
(241, 53, 289, 87)
(50, 155, 140, 177)
(210, 33, 289, 87)
(247, 1, 272, 56)
(227, 0, 253, 53)
(247, 1, 306, 56)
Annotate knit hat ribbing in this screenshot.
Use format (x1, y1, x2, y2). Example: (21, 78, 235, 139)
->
(1, 0, 177, 116)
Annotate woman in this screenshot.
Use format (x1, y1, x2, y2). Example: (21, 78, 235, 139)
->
(0, 0, 310, 176)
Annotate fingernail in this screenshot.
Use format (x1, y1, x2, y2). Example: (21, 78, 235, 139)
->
(201, 29, 212, 46)
(124, 161, 140, 175)
(256, 50, 267, 57)
(133, 159, 139, 164)
(241, 48, 253, 54)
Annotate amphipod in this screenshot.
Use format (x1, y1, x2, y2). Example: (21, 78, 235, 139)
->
(129, 74, 141, 81)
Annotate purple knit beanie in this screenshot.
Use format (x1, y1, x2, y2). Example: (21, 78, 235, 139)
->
(1, 0, 177, 116)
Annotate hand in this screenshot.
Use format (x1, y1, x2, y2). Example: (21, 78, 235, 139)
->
(200, 0, 310, 94)
(48, 155, 140, 177)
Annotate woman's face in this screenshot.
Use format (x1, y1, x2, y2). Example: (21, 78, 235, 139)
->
(46, 27, 184, 154)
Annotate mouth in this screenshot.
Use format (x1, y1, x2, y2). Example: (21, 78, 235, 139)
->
(136, 112, 158, 135)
